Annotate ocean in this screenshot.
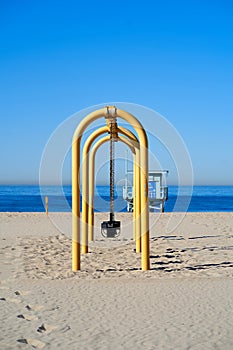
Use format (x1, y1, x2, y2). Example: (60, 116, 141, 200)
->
(0, 185, 233, 212)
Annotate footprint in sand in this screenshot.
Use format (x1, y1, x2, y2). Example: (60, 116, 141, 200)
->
(0, 297, 22, 304)
(1, 289, 30, 304)
(17, 338, 45, 349)
(25, 304, 44, 311)
(37, 323, 57, 334)
(15, 290, 31, 296)
(17, 313, 38, 321)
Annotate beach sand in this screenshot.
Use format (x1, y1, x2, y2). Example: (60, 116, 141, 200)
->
(1, 212, 233, 349)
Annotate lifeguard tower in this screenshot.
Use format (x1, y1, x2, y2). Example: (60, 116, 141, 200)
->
(123, 170, 168, 212)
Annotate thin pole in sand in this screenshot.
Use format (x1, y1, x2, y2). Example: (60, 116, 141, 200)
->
(45, 196, 48, 215)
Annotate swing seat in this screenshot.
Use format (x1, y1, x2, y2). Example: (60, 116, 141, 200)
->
(101, 220, 121, 238)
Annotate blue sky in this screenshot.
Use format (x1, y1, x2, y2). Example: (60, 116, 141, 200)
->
(0, 0, 233, 185)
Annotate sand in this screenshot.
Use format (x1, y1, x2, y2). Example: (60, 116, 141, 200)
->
(1, 212, 233, 349)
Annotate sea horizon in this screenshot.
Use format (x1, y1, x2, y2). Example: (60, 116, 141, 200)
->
(0, 185, 233, 213)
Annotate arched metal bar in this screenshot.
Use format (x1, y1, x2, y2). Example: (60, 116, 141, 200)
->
(72, 106, 149, 271)
(88, 134, 136, 244)
(82, 126, 141, 253)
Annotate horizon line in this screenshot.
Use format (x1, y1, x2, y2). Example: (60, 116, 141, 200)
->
(1, 183, 233, 187)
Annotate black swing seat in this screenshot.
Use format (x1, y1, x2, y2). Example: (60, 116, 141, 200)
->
(101, 220, 121, 238)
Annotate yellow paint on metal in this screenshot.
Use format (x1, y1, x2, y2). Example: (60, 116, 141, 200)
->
(72, 135, 81, 271)
(88, 136, 110, 241)
(72, 108, 106, 271)
(117, 126, 141, 252)
(88, 134, 136, 242)
(135, 151, 141, 253)
(115, 108, 150, 270)
(84, 125, 139, 249)
(72, 106, 150, 271)
(81, 126, 108, 254)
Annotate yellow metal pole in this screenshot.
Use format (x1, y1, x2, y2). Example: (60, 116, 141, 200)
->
(45, 196, 48, 215)
(88, 136, 110, 241)
(88, 134, 136, 241)
(81, 126, 109, 253)
(85, 122, 142, 252)
(118, 136, 137, 246)
(135, 151, 141, 252)
(72, 106, 149, 271)
(139, 148, 149, 270)
(72, 135, 81, 271)
(72, 108, 106, 271)
(117, 126, 141, 252)
(83, 125, 138, 248)
(115, 108, 150, 271)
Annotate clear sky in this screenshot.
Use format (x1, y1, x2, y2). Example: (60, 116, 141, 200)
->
(0, 0, 233, 185)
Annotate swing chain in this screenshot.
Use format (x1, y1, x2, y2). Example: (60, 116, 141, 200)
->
(101, 109, 121, 238)
(105, 109, 118, 221)
(110, 120, 115, 219)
